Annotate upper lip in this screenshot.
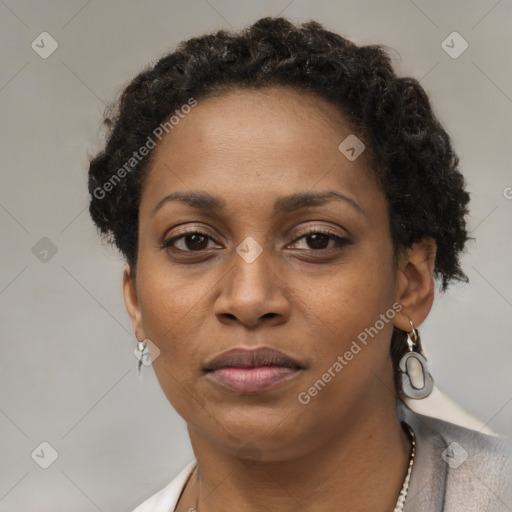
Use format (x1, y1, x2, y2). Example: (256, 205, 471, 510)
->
(203, 347, 304, 372)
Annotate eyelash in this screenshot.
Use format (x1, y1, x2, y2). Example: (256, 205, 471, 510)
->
(160, 227, 350, 254)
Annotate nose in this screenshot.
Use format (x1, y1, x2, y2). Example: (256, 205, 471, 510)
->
(214, 240, 290, 329)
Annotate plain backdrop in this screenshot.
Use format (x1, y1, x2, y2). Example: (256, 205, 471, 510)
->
(1, 1, 511, 510)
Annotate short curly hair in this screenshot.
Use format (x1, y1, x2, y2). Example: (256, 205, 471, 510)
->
(88, 17, 470, 397)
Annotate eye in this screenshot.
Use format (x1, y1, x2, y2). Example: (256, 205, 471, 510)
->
(287, 228, 351, 251)
(161, 227, 351, 255)
(161, 230, 221, 252)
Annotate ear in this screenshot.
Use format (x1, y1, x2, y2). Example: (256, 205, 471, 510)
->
(122, 263, 146, 341)
(393, 238, 437, 331)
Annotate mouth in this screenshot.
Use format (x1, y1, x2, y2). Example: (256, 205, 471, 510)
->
(203, 347, 304, 394)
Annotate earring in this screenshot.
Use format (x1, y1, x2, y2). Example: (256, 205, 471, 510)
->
(134, 339, 147, 375)
(398, 321, 434, 399)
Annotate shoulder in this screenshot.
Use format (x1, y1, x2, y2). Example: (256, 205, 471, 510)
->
(131, 460, 197, 512)
(419, 411, 512, 483)
(401, 403, 512, 511)
(414, 409, 509, 453)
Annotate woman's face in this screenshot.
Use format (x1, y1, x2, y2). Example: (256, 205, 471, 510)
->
(124, 87, 407, 460)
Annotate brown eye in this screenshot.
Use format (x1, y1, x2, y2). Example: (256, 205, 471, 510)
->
(181, 233, 209, 250)
(162, 231, 218, 252)
(303, 233, 330, 250)
(288, 229, 351, 251)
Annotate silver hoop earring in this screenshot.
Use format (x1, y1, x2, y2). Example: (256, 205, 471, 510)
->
(398, 322, 434, 399)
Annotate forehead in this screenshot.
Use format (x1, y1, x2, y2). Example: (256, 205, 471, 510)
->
(149, 86, 354, 163)
(140, 86, 381, 218)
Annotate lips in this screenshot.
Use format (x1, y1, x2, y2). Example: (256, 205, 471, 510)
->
(204, 347, 304, 394)
(204, 347, 303, 371)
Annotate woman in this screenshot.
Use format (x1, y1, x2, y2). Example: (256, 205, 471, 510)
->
(88, 17, 511, 512)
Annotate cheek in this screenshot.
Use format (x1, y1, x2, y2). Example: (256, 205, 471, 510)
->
(137, 261, 206, 344)
(293, 290, 397, 425)
(137, 270, 207, 415)
(135, 266, 209, 396)
(302, 278, 394, 369)
(300, 242, 397, 374)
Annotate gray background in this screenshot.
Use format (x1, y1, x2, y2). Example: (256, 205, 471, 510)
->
(1, 0, 511, 510)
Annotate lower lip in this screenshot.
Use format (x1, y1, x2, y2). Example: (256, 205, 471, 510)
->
(206, 366, 301, 393)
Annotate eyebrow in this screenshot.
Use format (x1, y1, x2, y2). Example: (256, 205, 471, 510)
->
(152, 190, 364, 217)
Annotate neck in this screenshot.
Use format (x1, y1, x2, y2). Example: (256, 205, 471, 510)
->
(177, 400, 412, 512)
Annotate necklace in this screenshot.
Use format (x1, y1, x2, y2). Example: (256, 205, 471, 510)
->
(394, 422, 416, 512)
(187, 423, 416, 512)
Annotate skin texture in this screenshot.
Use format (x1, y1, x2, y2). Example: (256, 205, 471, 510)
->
(123, 87, 437, 512)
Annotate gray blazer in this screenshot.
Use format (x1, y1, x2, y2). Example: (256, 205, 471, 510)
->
(398, 402, 512, 511)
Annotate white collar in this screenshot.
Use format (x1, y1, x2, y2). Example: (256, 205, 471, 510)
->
(132, 459, 197, 512)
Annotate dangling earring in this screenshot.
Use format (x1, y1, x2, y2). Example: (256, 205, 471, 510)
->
(398, 321, 434, 399)
(134, 339, 147, 376)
